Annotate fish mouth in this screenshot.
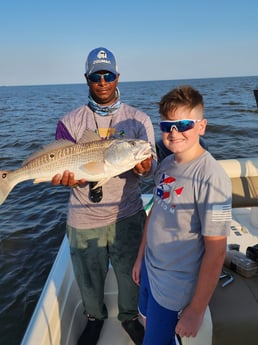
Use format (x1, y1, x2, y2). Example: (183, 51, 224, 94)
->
(134, 143, 152, 160)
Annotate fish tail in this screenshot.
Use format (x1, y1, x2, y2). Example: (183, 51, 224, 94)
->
(0, 170, 16, 205)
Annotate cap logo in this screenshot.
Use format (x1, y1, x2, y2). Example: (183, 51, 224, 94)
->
(85, 47, 118, 74)
(97, 50, 107, 59)
(92, 50, 112, 68)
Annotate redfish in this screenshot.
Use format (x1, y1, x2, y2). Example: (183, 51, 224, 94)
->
(0, 130, 152, 205)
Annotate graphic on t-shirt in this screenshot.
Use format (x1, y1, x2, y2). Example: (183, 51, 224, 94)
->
(97, 128, 125, 140)
(156, 173, 184, 205)
(97, 127, 116, 139)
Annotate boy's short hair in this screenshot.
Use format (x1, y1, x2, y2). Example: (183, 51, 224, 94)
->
(159, 85, 203, 118)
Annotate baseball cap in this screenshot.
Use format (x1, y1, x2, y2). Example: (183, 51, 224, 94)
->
(85, 47, 119, 75)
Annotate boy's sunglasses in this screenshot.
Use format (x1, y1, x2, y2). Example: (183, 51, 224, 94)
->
(87, 72, 117, 83)
(159, 119, 201, 133)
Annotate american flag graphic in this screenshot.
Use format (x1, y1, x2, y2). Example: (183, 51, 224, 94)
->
(211, 204, 232, 221)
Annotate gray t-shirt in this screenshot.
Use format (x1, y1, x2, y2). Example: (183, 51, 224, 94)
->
(58, 103, 156, 229)
(145, 151, 232, 310)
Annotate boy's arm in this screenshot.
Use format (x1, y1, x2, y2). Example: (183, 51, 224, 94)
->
(175, 235, 227, 338)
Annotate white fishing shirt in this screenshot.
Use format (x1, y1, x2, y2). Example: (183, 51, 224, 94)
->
(56, 103, 156, 229)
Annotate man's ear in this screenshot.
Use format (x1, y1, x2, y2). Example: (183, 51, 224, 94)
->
(84, 73, 89, 85)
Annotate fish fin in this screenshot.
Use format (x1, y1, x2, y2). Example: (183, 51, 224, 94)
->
(22, 140, 74, 166)
(33, 177, 51, 184)
(80, 162, 112, 187)
(22, 130, 103, 166)
(92, 178, 111, 189)
(78, 129, 102, 144)
(82, 162, 106, 174)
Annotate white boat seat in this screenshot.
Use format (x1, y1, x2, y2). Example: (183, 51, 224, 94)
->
(219, 157, 258, 208)
(231, 176, 258, 208)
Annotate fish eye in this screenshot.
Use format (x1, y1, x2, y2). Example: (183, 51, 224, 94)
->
(2, 172, 7, 179)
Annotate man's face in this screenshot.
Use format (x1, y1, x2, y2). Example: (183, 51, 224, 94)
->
(86, 70, 120, 105)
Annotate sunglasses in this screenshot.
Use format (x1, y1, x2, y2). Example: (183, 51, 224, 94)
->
(89, 182, 103, 203)
(159, 119, 201, 133)
(88, 72, 117, 83)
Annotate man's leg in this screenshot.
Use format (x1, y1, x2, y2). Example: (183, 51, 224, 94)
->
(109, 210, 146, 344)
(67, 225, 109, 345)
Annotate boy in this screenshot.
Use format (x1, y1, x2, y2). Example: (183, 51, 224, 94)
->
(132, 85, 232, 344)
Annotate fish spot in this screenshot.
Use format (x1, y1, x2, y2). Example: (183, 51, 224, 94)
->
(49, 153, 55, 158)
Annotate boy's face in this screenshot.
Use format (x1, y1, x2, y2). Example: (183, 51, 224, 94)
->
(161, 105, 207, 159)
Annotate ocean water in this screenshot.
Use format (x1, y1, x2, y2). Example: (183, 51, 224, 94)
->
(0, 76, 258, 344)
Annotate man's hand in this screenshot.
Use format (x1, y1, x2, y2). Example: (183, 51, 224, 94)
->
(133, 156, 152, 176)
(52, 170, 87, 187)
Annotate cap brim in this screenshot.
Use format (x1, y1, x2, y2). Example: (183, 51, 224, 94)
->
(87, 63, 117, 75)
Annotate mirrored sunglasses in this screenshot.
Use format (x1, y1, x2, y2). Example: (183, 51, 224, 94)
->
(88, 72, 116, 83)
(159, 119, 201, 133)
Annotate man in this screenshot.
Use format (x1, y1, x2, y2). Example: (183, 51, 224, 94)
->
(52, 47, 156, 345)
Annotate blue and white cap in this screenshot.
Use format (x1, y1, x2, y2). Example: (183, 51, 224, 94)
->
(85, 47, 119, 75)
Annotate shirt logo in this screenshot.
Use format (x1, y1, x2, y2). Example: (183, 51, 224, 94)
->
(156, 173, 184, 206)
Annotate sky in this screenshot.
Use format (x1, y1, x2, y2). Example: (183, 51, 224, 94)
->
(1, 0, 258, 86)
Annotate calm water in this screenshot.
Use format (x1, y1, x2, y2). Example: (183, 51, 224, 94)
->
(1, 76, 258, 344)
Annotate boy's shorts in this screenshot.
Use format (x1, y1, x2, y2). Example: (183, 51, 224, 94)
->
(139, 258, 180, 345)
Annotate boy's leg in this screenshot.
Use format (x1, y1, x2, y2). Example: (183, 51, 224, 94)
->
(139, 258, 179, 345)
